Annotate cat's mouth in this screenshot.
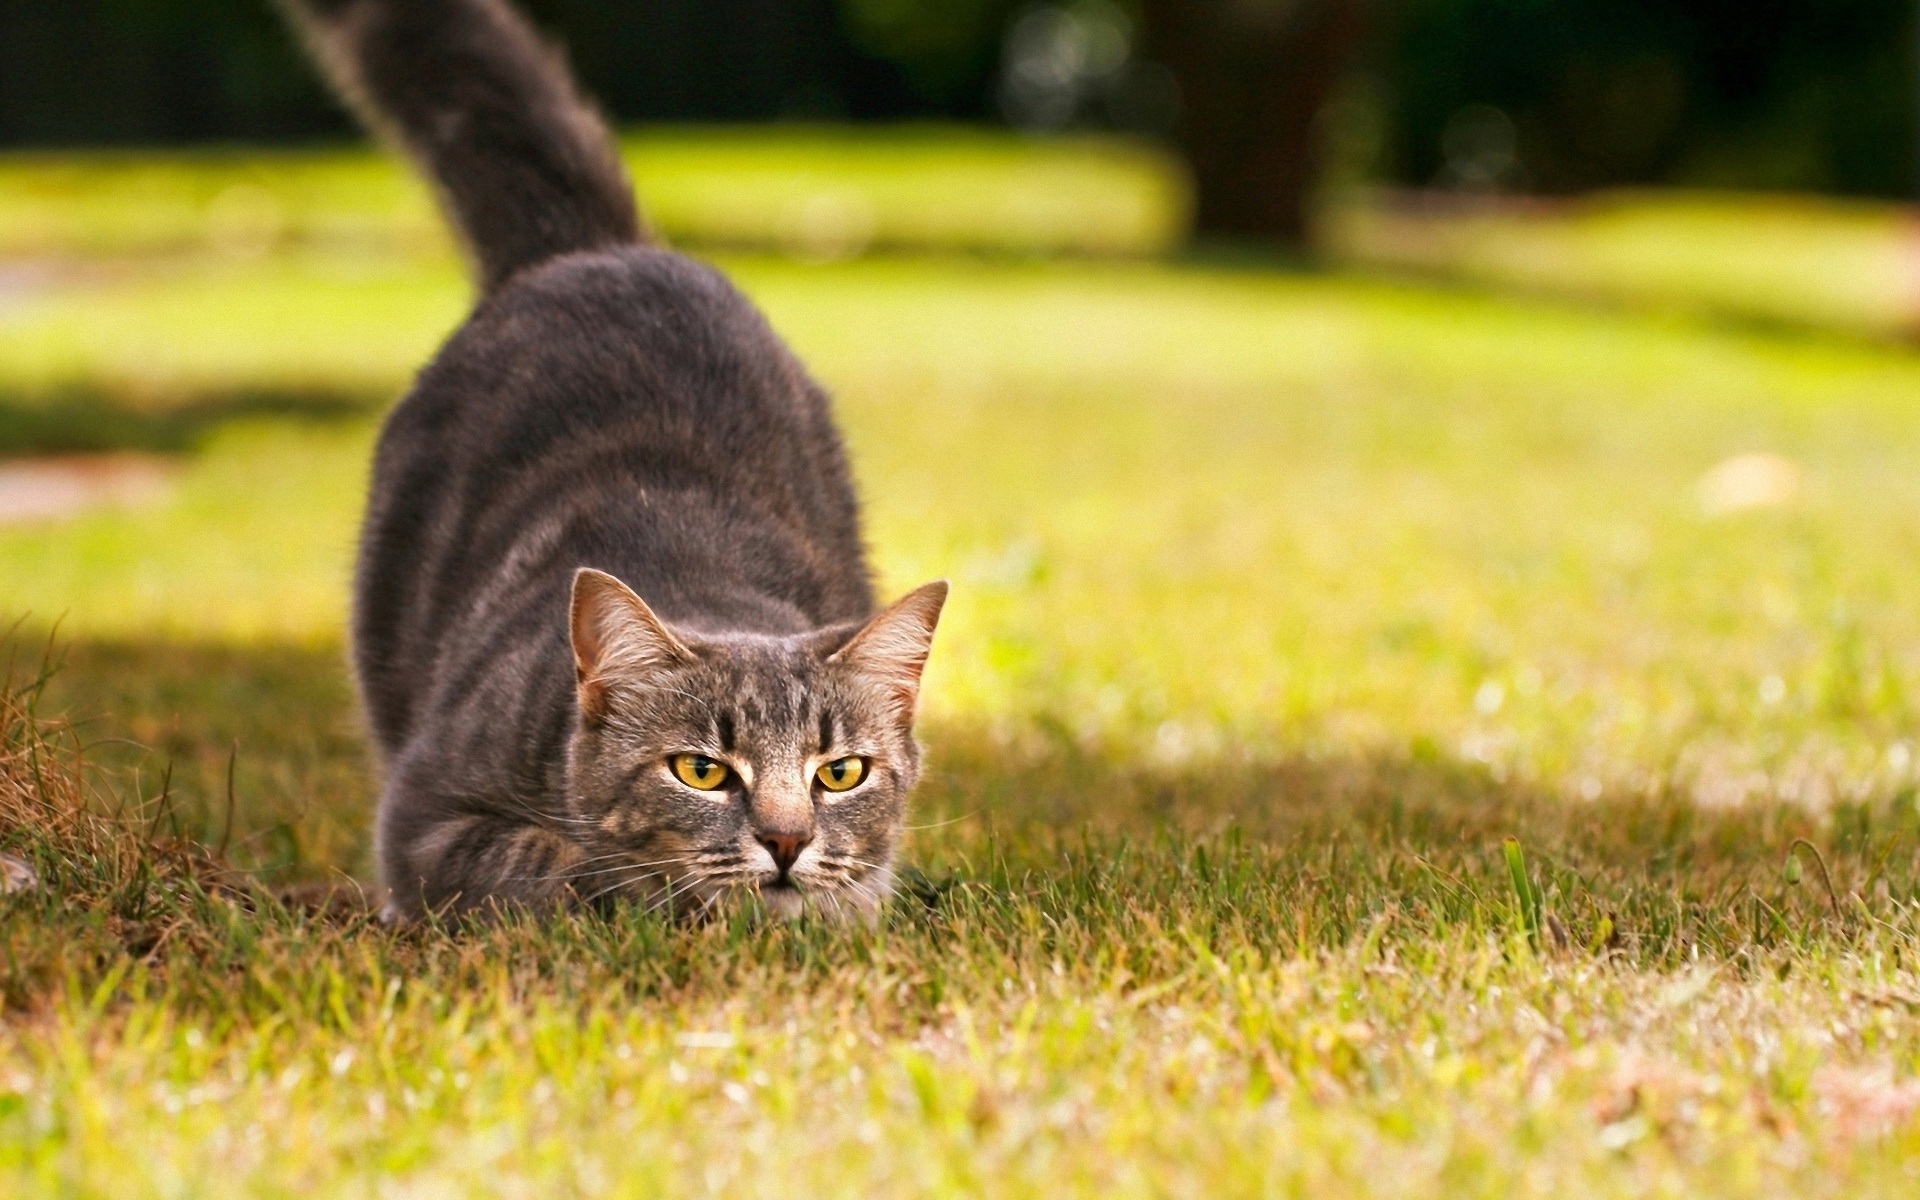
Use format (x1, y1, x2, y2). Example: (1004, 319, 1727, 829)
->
(751, 870, 880, 921)
(753, 876, 809, 920)
(668, 855, 882, 922)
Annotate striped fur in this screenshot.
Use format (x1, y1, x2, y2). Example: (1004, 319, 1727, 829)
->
(277, 0, 946, 922)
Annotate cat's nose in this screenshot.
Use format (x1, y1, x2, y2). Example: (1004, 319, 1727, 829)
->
(757, 831, 811, 875)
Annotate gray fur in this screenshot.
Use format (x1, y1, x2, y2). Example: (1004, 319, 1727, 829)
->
(279, 0, 945, 921)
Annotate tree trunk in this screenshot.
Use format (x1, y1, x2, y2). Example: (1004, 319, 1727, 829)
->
(1141, 0, 1374, 248)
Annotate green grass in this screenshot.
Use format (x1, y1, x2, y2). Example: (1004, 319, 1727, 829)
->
(1329, 188, 1920, 341)
(7, 139, 1920, 1193)
(8, 132, 1915, 344)
(0, 126, 1186, 262)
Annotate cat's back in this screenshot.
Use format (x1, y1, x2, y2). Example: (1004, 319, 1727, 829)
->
(371, 243, 861, 547)
(354, 245, 870, 749)
(386, 246, 834, 478)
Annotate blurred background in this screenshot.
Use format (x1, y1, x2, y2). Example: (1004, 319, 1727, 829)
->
(7, 0, 1920, 871)
(5, 0, 1913, 206)
(4, 0, 1918, 329)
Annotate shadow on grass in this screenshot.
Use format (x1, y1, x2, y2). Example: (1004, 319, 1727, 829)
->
(8, 630, 1908, 970)
(11, 633, 369, 880)
(921, 731, 1915, 965)
(0, 385, 379, 458)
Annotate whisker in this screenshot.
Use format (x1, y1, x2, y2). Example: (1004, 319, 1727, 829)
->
(642, 881, 693, 918)
(838, 870, 888, 915)
(504, 852, 684, 887)
(818, 853, 888, 877)
(567, 854, 699, 882)
(582, 856, 696, 902)
(691, 872, 758, 890)
(695, 886, 730, 921)
(556, 849, 649, 874)
(587, 869, 671, 905)
(902, 811, 976, 832)
(512, 841, 746, 888)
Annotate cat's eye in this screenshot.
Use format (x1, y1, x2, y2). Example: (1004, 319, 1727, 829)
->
(815, 757, 867, 792)
(670, 753, 730, 791)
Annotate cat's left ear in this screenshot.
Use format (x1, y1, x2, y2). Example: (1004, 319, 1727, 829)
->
(827, 581, 948, 720)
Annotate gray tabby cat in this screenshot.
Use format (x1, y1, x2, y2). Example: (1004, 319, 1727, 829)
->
(280, 0, 946, 922)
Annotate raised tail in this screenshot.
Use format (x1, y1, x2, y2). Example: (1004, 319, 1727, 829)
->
(282, 0, 644, 292)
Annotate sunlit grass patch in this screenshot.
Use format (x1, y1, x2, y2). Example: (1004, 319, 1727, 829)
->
(0, 419, 367, 639)
(0, 126, 1187, 263)
(6, 131, 1917, 343)
(1329, 188, 1920, 341)
(0, 255, 462, 399)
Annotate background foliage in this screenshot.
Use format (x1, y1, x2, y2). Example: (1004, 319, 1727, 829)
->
(1384, 0, 1917, 197)
(1, 0, 1912, 199)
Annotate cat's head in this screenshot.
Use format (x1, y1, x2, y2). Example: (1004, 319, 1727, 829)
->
(563, 568, 946, 920)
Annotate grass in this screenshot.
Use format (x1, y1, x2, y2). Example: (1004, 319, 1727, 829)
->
(10, 651, 1920, 1195)
(1328, 187, 1920, 341)
(0, 126, 1187, 262)
(6, 135, 1920, 1193)
(9, 127, 1913, 340)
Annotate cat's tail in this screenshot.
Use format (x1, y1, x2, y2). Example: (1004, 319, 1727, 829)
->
(281, 0, 644, 292)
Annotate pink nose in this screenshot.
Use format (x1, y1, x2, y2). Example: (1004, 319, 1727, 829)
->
(758, 832, 811, 874)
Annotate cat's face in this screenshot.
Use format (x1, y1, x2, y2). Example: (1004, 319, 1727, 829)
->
(564, 569, 946, 920)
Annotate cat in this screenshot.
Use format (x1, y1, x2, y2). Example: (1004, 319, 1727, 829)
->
(279, 0, 946, 922)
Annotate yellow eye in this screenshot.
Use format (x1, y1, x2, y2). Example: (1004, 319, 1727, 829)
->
(815, 757, 867, 792)
(670, 753, 730, 791)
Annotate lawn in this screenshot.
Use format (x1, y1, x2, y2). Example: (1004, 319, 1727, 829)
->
(0, 126, 1186, 263)
(1328, 187, 1920, 342)
(6, 135, 1920, 1195)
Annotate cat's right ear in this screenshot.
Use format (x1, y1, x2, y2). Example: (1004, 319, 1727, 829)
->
(569, 568, 692, 721)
